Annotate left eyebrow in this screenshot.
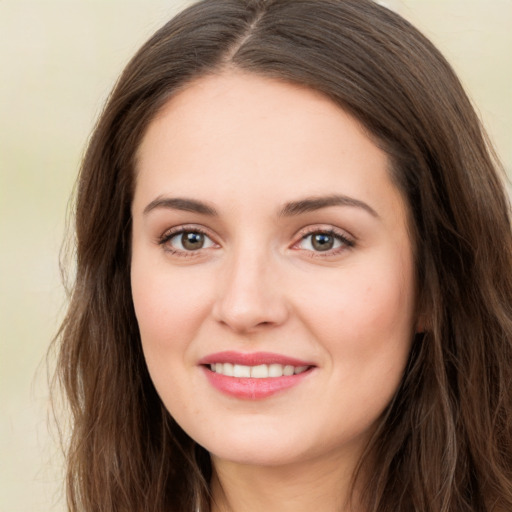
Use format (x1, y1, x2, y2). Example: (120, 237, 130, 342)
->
(279, 194, 379, 218)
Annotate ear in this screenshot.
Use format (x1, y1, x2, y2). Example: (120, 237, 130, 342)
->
(414, 300, 431, 334)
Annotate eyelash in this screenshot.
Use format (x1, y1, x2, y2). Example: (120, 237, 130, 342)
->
(158, 225, 216, 257)
(157, 226, 355, 258)
(293, 227, 355, 257)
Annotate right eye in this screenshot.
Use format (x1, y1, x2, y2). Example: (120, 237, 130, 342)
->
(160, 229, 216, 253)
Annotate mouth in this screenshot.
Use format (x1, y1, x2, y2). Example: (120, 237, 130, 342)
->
(207, 362, 310, 378)
(199, 351, 316, 399)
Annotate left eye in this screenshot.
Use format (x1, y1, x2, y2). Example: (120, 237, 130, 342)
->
(167, 231, 216, 251)
(297, 232, 347, 252)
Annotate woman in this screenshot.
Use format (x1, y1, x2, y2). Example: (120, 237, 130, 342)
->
(53, 0, 512, 510)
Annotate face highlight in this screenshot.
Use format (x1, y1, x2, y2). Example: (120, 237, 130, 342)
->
(130, 71, 417, 470)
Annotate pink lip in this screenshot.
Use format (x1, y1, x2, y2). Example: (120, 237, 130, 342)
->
(199, 351, 315, 400)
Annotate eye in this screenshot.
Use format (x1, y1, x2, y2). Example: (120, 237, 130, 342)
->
(296, 230, 354, 253)
(161, 229, 216, 252)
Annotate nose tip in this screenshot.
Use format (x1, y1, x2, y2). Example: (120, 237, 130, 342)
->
(214, 293, 281, 333)
(212, 256, 289, 334)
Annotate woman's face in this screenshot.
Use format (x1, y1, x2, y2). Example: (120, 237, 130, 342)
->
(131, 71, 417, 468)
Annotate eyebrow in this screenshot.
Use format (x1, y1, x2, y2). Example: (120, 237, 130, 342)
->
(279, 194, 379, 218)
(143, 196, 218, 216)
(142, 194, 378, 218)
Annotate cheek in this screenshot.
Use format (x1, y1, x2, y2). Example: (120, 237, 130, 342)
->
(130, 259, 215, 426)
(130, 257, 213, 359)
(298, 253, 416, 372)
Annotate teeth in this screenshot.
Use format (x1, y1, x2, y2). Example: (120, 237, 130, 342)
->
(233, 364, 251, 377)
(268, 363, 283, 377)
(209, 363, 309, 378)
(251, 364, 268, 378)
(283, 365, 294, 376)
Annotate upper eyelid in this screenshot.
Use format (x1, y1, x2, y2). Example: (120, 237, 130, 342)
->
(159, 224, 216, 242)
(294, 225, 355, 241)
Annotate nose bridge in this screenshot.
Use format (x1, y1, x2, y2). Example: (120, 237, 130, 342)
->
(213, 237, 288, 332)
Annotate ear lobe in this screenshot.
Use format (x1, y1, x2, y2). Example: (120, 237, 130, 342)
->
(415, 311, 430, 334)
(414, 302, 431, 334)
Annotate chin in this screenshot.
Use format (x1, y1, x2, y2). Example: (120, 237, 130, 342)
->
(189, 416, 364, 469)
(186, 419, 306, 466)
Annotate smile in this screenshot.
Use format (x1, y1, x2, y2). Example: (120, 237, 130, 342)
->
(209, 363, 310, 378)
(200, 351, 315, 399)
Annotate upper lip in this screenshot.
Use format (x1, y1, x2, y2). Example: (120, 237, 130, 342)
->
(198, 351, 315, 367)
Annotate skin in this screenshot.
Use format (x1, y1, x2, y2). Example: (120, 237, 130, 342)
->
(131, 71, 418, 512)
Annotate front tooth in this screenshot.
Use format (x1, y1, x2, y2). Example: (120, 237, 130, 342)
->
(251, 364, 269, 378)
(211, 363, 306, 377)
(268, 364, 284, 377)
(223, 362, 234, 377)
(283, 365, 294, 376)
(233, 364, 251, 377)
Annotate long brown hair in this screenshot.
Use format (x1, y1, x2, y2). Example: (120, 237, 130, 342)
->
(52, 0, 512, 510)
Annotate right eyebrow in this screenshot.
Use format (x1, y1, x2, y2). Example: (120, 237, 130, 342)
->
(143, 196, 218, 216)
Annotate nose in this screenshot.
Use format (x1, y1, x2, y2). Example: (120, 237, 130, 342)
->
(212, 247, 289, 334)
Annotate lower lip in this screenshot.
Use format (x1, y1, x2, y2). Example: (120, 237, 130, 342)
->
(202, 366, 313, 399)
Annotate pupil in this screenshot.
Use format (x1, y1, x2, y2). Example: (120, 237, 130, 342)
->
(312, 233, 334, 251)
(182, 232, 204, 250)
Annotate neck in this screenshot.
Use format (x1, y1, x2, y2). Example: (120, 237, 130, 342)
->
(209, 450, 365, 512)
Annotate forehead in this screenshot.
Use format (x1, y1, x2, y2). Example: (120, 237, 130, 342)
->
(133, 71, 406, 226)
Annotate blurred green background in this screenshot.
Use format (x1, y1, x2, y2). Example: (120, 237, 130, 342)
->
(0, 1, 510, 510)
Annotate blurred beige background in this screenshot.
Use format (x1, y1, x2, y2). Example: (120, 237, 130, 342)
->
(0, 1, 510, 510)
